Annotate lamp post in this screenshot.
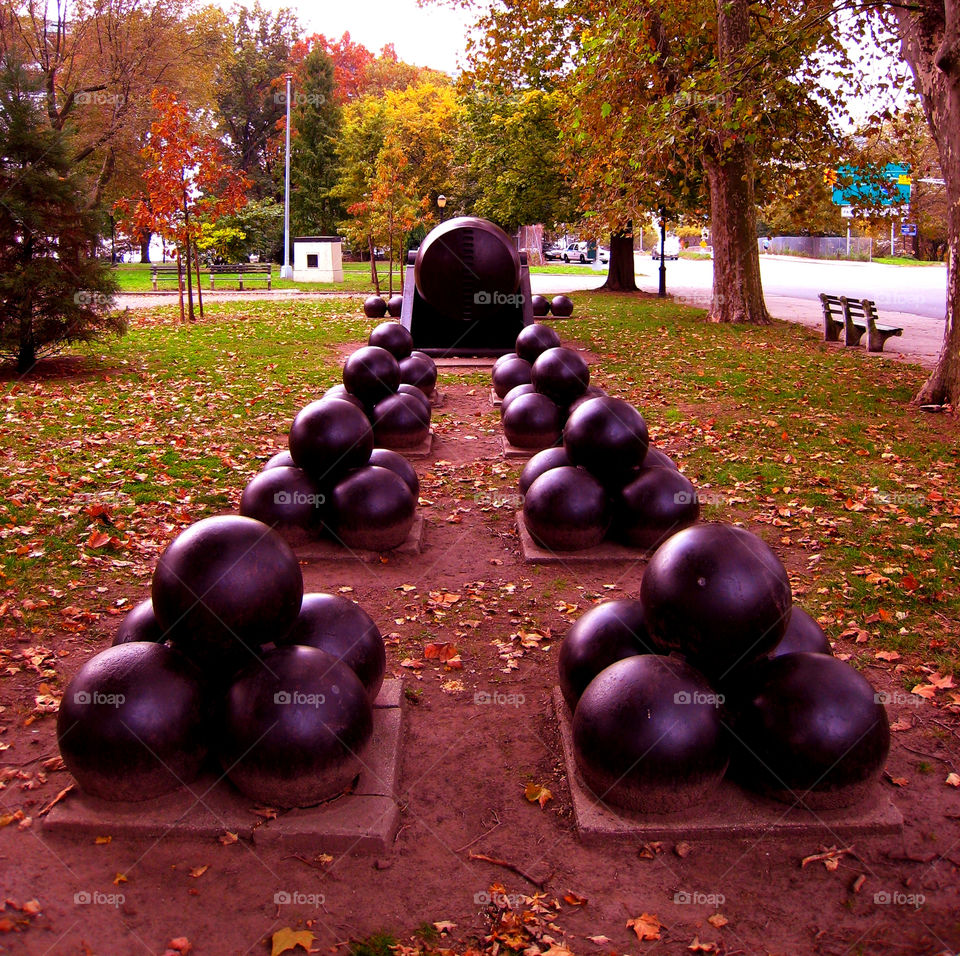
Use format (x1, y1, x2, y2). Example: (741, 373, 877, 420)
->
(658, 205, 667, 298)
(280, 72, 294, 280)
(437, 194, 447, 222)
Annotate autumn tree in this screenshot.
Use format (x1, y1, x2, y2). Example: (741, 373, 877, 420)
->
(0, 57, 122, 373)
(118, 90, 249, 323)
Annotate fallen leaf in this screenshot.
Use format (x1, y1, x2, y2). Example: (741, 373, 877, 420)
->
(638, 841, 664, 859)
(433, 921, 456, 933)
(852, 874, 867, 894)
(113, 873, 128, 885)
(884, 771, 909, 788)
(912, 684, 937, 699)
(86, 531, 112, 549)
(706, 914, 728, 928)
(188, 865, 209, 878)
(95, 836, 112, 845)
(946, 773, 960, 787)
(271, 927, 315, 956)
(21, 900, 41, 916)
(167, 939, 192, 954)
(524, 782, 553, 808)
(627, 913, 662, 941)
(441, 679, 464, 694)
(563, 891, 587, 906)
(889, 718, 912, 732)
(875, 651, 900, 662)
(217, 831, 238, 845)
(674, 841, 693, 858)
(801, 845, 854, 871)
(586, 936, 611, 945)
(0, 919, 14, 932)
(688, 938, 716, 953)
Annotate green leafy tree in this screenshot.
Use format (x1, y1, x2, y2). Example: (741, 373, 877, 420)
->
(0, 56, 122, 373)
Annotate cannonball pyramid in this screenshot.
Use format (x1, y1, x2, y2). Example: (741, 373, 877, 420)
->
(560, 524, 890, 813)
(500, 326, 700, 554)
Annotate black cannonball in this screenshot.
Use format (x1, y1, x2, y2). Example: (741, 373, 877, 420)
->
(491, 355, 532, 399)
(343, 346, 402, 405)
(640, 523, 792, 682)
(769, 607, 832, 658)
(568, 385, 608, 414)
(279, 593, 385, 701)
(288, 399, 373, 485)
(530, 347, 589, 406)
(397, 383, 432, 411)
(369, 320, 413, 359)
(727, 652, 889, 808)
(57, 642, 208, 801)
(518, 446, 571, 496)
(558, 599, 665, 711)
(572, 655, 728, 813)
(500, 383, 536, 416)
(531, 294, 550, 317)
(387, 295, 404, 318)
(239, 466, 327, 543)
(551, 294, 574, 318)
(493, 352, 518, 372)
(523, 466, 608, 551)
(323, 384, 366, 411)
(220, 645, 373, 807)
(501, 392, 562, 450)
(113, 599, 167, 646)
(399, 353, 438, 395)
(515, 324, 562, 363)
(369, 447, 419, 498)
(643, 446, 680, 471)
(371, 392, 431, 448)
(564, 396, 649, 484)
(152, 515, 303, 670)
(612, 466, 699, 551)
(262, 449, 296, 471)
(363, 295, 387, 319)
(330, 465, 416, 551)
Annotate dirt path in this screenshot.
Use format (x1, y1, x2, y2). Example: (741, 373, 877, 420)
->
(1, 352, 958, 955)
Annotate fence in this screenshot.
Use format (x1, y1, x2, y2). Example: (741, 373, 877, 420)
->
(763, 236, 874, 261)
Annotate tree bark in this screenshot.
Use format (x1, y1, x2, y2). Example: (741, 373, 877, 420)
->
(705, 0, 769, 324)
(369, 235, 381, 295)
(893, 1, 960, 405)
(140, 231, 151, 264)
(602, 229, 638, 292)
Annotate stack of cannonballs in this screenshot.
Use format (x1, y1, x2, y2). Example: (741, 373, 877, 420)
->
(511, 362, 699, 552)
(560, 522, 890, 813)
(239, 320, 430, 552)
(57, 515, 386, 807)
(363, 293, 404, 321)
(531, 293, 574, 319)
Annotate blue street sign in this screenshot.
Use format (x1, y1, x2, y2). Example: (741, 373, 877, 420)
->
(901, 223, 917, 236)
(831, 163, 911, 207)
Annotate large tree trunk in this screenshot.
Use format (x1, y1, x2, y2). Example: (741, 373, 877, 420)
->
(602, 229, 638, 292)
(894, 1, 960, 405)
(140, 231, 151, 264)
(705, 0, 769, 324)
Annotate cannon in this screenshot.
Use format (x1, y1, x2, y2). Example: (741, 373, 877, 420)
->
(400, 217, 534, 356)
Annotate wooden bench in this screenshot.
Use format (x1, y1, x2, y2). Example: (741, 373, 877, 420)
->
(209, 263, 272, 291)
(818, 293, 903, 352)
(150, 263, 181, 291)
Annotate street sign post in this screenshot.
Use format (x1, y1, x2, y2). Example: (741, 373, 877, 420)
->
(901, 223, 918, 237)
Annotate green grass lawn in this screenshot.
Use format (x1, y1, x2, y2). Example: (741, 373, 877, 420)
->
(1, 293, 956, 675)
(872, 256, 946, 267)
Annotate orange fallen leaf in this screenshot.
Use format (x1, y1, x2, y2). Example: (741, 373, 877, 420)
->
(217, 831, 238, 845)
(911, 684, 936, 700)
(889, 718, 912, 732)
(875, 651, 900, 662)
(86, 531, 112, 549)
(271, 927, 315, 956)
(0, 918, 14, 932)
(524, 782, 553, 808)
(21, 900, 41, 917)
(95, 836, 112, 845)
(884, 772, 909, 788)
(433, 921, 456, 933)
(113, 873, 127, 885)
(627, 913, 662, 941)
(706, 913, 729, 928)
(167, 939, 192, 954)
(563, 891, 587, 906)
(946, 773, 960, 787)
(188, 865, 209, 878)
(688, 938, 716, 953)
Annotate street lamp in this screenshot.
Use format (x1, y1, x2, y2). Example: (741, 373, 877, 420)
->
(437, 194, 447, 222)
(658, 204, 667, 298)
(280, 72, 294, 280)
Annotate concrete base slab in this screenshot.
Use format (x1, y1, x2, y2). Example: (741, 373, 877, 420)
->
(434, 357, 497, 368)
(516, 513, 648, 565)
(297, 513, 425, 562)
(554, 688, 903, 843)
(379, 430, 434, 460)
(490, 387, 502, 407)
(43, 682, 405, 853)
(500, 436, 546, 459)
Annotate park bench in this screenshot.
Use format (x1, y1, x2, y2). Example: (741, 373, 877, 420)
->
(208, 263, 273, 291)
(818, 293, 903, 353)
(150, 263, 182, 291)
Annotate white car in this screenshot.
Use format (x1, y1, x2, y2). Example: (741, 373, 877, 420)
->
(651, 235, 681, 260)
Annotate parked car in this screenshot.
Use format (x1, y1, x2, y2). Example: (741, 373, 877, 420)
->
(544, 244, 567, 261)
(561, 242, 592, 263)
(651, 235, 681, 260)
(598, 246, 610, 264)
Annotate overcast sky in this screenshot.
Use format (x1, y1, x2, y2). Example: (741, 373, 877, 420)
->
(253, 0, 476, 74)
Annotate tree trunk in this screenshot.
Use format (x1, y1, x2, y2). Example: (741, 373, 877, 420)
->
(17, 336, 36, 374)
(893, 1, 960, 405)
(705, 0, 769, 324)
(602, 229, 638, 292)
(369, 235, 381, 295)
(194, 244, 204, 321)
(140, 231, 151, 264)
(183, 199, 195, 323)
